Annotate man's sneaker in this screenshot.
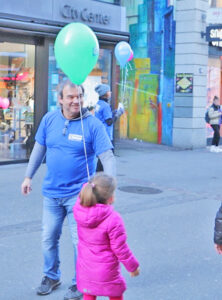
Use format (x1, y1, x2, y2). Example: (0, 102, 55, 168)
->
(64, 285, 83, 300)
(36, 276, 61, 295)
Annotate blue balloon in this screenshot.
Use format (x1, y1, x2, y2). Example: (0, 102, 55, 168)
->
(114, 41, 132, 68)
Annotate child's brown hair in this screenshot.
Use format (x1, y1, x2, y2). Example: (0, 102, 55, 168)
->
(80, 173, 116, 207)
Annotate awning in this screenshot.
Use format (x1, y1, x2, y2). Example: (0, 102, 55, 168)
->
(0, 15, 129, 42)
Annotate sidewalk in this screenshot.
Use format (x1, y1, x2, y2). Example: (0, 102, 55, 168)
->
(0, 139, 222, 300)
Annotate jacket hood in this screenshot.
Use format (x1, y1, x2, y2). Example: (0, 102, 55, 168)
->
(74, 197, 113, 228)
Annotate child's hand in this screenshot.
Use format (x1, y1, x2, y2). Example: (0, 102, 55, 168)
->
(130, 267, 140, 277)
(215, 244, 222, 254)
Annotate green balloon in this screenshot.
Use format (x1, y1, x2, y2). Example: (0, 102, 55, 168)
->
(54, 23, 99, 85)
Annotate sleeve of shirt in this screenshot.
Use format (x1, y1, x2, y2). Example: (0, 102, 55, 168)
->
(98, 149, 116, 177)
(91, 118, 113, 156)
(102, 103, 112, 121)
(25, 141, 46, 178)
(35, 115, 47, 146)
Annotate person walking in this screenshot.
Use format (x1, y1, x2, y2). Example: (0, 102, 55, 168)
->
(73, 173, 140, 300)
(209, 96, 222, 153)
(21, 79, 116, 300)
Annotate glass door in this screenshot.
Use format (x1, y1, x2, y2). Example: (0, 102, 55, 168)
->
(0, 42, 35, 162)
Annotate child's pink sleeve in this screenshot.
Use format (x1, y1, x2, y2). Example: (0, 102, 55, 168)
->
(108, 212, 139, 272)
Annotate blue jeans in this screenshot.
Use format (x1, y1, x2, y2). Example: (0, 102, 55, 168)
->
(42, 195, 78, 285)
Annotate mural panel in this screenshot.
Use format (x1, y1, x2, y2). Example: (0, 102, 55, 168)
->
(118, 0, 175, 145)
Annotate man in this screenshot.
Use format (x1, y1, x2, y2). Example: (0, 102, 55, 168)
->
(94, 83, 124, 171)
(21, 79, 116, 300)
(95, 84, 113, 143)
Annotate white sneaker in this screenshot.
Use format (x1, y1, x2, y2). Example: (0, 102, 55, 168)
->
(216, 147, 222, 152)
(210, 145, 217, 152)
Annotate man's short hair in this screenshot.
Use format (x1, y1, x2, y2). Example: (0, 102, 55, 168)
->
(58, 79, 85, 99)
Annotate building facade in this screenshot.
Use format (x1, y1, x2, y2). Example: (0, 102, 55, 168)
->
(173, 0, 208, 148)
(0, 0, 127, 164)
(0, 0, 219, 165)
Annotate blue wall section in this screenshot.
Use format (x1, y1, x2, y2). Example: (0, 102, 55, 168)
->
(161, 7, 175, 145)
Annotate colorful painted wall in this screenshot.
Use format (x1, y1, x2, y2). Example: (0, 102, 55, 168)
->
(118, 0, 175, 145)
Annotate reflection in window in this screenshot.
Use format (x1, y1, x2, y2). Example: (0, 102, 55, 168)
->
(0, 42, 35, 162)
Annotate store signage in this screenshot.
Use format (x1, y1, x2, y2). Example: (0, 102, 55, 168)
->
(61, 5, 111, 25)
(210, 41, 222, 48)
(206, 25, 222, 42)
(0, 0, 125, 32)
(176, 73, 193, 94)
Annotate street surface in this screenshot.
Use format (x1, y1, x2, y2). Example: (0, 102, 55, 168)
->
(0, 139, 222, 300)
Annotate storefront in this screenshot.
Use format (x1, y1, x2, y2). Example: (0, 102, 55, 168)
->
(206, 4, 222, 142)
(207, 41, 222, 141)
(0, 0, 128, 164)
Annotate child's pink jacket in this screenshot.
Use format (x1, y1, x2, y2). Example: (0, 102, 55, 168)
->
(73, 197, 139, 297)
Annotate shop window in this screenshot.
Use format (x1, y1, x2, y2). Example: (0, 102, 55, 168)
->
(48, 44, 112, 112)
(207, 57, 222, 139)
(209, 0, 222, 7)
(0, 42, 35, 162)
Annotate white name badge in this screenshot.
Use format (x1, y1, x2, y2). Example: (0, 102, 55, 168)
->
(68, 134, 83, 141)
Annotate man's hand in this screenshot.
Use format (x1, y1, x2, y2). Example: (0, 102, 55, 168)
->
(21, 177, 32, 195)
(215, 244, 222, 254)
(130, 267, 140, 277)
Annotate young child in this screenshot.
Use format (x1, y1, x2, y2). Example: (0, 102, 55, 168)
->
(73, 173, 140, 300)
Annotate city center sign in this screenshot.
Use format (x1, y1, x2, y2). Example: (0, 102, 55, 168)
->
(61, 5, 111, 25)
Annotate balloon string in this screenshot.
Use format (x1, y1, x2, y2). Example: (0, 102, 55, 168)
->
(78, 95, 90, 181)
(128, 62, 132, 70)
(122, 65, 127, 105)
(121, 67, 124, 101)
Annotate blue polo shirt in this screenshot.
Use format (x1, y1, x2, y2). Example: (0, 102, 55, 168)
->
(95, 99, 113, 141)
(35, 109, 113, 198)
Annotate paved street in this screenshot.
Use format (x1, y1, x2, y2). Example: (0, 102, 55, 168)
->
(1, 139, 222, 300)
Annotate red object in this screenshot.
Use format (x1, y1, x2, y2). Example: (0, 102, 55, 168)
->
(127, 50, 134, 62)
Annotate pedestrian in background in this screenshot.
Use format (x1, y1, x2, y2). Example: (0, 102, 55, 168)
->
(21, 79, 116, 300)
(94, 84, 124, 171)
(209, 96, 222, 153)
(95, 84, 114, 143)
(73, 173, 140, 300)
